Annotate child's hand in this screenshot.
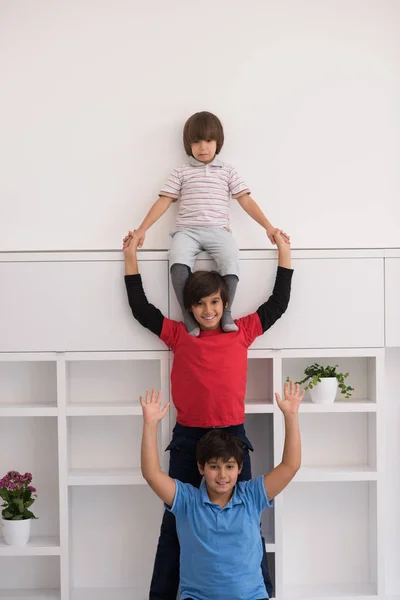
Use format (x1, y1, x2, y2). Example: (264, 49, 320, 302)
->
(134, 227, 146, 248)
(275, 380, 304, 416)
(122, 231, 141, 253)
(267, 227, 290, 246)
(140, 389, 170, 425)
(273, 229, 291, 249)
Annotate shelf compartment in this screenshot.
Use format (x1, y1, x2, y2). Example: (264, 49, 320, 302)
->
(0, 418, 60, 538)
(66, 359, 162, 409)
(67, 415, 144, 474)
(282, 482, 378, 597)
(0, 557, 60, 597)
(282, 356, 378, 406)
(0, 361, 57, 409)
(245, 413, 275, 545)
(0, 536, 60, 556)
(245, 358, 274, 411)
(69, 486, 163, 591)
(299, 412, 377, 470)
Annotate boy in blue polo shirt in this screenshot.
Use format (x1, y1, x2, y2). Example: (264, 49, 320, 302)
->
(140, 381, 304, 600)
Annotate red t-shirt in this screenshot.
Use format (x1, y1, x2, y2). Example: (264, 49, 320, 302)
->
(160, 313, 263, 427)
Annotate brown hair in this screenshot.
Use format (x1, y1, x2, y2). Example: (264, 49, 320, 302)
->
(183, 270, 228, 310)
(196, 430, 245, 468)
(183, 111, 224, 156)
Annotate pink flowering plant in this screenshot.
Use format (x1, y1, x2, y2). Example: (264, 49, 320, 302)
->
(0, 471, 38, 520)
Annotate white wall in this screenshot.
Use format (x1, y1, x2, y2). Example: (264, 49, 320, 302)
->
(0, 0, 399, 251)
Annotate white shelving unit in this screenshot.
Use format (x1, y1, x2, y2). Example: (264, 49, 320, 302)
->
(0, 250, 387, 599)
(0, 346, 385, 600)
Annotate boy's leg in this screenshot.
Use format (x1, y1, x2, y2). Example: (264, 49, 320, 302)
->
(170, 263, 200, 336)
(169, 228, 202, 336)
(201, 227, 240, 333)
(149, 426, 202, 600)
(235, 426, 274, 599)
(221, 274, 239, 332)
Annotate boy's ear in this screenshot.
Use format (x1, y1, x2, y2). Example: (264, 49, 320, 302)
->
(238, 464, 243, 474)
(197, 462, 204, 475)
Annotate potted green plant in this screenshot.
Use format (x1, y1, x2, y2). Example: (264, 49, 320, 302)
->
(287, 363, 354, 404)
(0, 471, 38, 546)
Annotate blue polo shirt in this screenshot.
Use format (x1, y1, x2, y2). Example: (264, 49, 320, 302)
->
(168, 476, 272, 600)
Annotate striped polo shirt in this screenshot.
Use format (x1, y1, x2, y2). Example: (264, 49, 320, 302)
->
(159, 156, 250, 228)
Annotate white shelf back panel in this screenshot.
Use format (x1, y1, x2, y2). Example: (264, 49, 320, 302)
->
(70, 486, 163, 588)
(0, 418, 59, 537)
(0, 362, 57, 407)
(246, 359, 274, 403)
(299, 412, 375, 468)
(66, 359, 161, 406)
(0, 556, 60, 589)
(282, 481, 376, 589)
(68, 415, 143, 470)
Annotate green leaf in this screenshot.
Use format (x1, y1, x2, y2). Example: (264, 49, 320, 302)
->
(23, 510, 36, 519)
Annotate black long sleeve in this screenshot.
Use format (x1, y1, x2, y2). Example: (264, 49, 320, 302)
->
(124, 274, 164, 337)
(256, 266, 293, 333)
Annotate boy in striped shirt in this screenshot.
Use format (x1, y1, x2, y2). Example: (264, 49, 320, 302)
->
(130, 111, 290, 336)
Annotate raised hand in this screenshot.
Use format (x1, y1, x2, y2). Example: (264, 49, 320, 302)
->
(140, 389, 170, 425)
(275, 380, 304, 416)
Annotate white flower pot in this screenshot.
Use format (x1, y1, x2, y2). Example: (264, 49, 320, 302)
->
(1, 518, 32, 546)
(309, 377, 338, 404)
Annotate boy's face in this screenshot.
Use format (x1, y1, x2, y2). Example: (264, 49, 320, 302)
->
(198, 457, 242, 500)
(190, 290, 226, 331)
(191, 139, 217, 164)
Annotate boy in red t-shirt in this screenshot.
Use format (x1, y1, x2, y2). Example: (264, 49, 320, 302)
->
(123, 230, 292, 600)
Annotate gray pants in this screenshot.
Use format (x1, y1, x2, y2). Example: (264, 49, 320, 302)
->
(169, 226, 239, 277)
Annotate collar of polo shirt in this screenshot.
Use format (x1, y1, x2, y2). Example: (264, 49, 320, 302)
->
(199, 479, 244, 508)
(187, 155, 224, 168)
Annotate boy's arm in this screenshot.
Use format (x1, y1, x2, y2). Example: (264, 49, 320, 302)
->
(141, 390, 176, 506)
(264, 381, 304, 500)
(134, 195, 173, 247)
(123, 233, 165, 336)
(256, 230, 293, 333)
(236, 193, 290, 245)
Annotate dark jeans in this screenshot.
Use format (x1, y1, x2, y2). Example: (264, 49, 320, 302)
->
(149, 423, 273, 600)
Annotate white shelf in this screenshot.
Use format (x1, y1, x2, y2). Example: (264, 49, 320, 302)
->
(66, 403, 142, 416)
(70, 588, 145, 600)
(245, 400, 274, 414)
(0, 404, 57, 417)
(67, 468, 145, 486)
(294, 466, 378, 482)
(0, 537, 60, 556)
(299, 400, 377, 413)
(0, 592, 60, 600)
(283, 582, 377, 599)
